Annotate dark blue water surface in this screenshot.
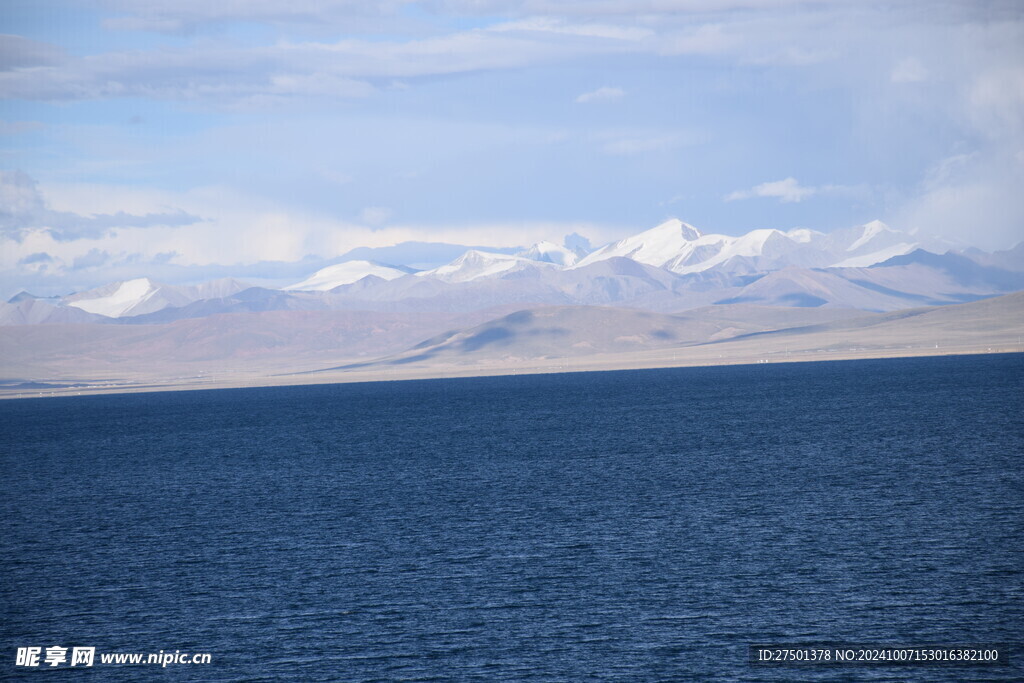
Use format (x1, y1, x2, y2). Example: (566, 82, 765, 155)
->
(2, 354, 1022, 681)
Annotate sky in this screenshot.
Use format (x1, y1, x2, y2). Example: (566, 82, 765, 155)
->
(1, 0, 1022, 296)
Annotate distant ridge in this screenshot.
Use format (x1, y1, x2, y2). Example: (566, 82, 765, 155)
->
(3, 219, 1021, 325)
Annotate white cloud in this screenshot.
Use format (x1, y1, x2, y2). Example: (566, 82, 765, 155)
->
(0, 178, 626, 295)
(359, 206, 393, 226)
(0, 119, 44, 135)
(744, 44, 837, 67)
(602, 135, 683, 155)
(891, 57, 928, 83)
(491, 17, 653, 41)
(0, 34, 65, 68)
(71, 248, 111, 270)
(726, 177, 817, 203)
(0, 40, 380, 103)
(0, 3, 941, 105)
(3, 0, 1021, 270)
(98, 0, 411, 33)
(317, 168, 354, 186)
(889, 62, 1024, 250)
(575, 86, 624, 103)
(893, 151, 1024, 250)
(658, 24, 740, 56)
(2, 25, 623, 104)
(0, 10, 681, 106)
(0, 170, 202, 242)
(968, 66, 1024, 145)
(725, 178, 869, 203)
(593, 127, 698, 155)
(429, 0, 847, 17)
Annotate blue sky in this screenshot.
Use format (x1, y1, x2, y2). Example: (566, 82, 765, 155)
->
(1, 0, 1022, 295)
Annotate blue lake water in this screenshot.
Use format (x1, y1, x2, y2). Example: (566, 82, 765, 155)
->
(2, 354, 1022, 680)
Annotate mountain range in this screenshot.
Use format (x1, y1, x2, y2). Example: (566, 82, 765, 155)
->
(5, 219, 1022, 326)
(2, 218, 1022, 394)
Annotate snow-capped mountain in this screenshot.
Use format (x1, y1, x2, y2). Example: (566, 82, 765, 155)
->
(64, 278, 190, 318)
(823, 220, 919, 267)
(415, 250, 556, 283)
(574, 218, 924, 274)
(285, 260, 414, 291)
(574, 218, 828, 274)
(58, 277, 252, 319)
(517, 241, 582, 266)
(847, 219, 891, 252)
(0, 295, 104, 325)
(183, 278, 251, 300)
(666, 228, 824, 274)
(829, 242, 917, 268)
(574, 219, 702, 269)
(6, 217, 1019, 326)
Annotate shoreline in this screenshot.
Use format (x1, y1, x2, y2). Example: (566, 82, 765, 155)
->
(3, 344, 1021, 401)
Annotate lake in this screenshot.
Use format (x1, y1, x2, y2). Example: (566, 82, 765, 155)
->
(2, 354, 1022, 680)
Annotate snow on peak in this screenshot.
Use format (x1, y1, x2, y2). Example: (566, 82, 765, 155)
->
(736, 228, 783, 248)
(830, 242, 917, 268)
(786, 228, 819, 244)
(187, 277, 251, 300)
(518, 240, 580, 266)
(649, 218, 702, 241)
(573, 219, 815, 274)
(667, 229, 800, 274)
(285, 260, 410, 291)
(847, 220, 892, 252)
(67, 278, 158, 318)
(575, 219, 703, 269)
(418, 250, 550, 283)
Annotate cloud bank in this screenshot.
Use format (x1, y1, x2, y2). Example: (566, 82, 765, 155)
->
(0, 171, 203, 242)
